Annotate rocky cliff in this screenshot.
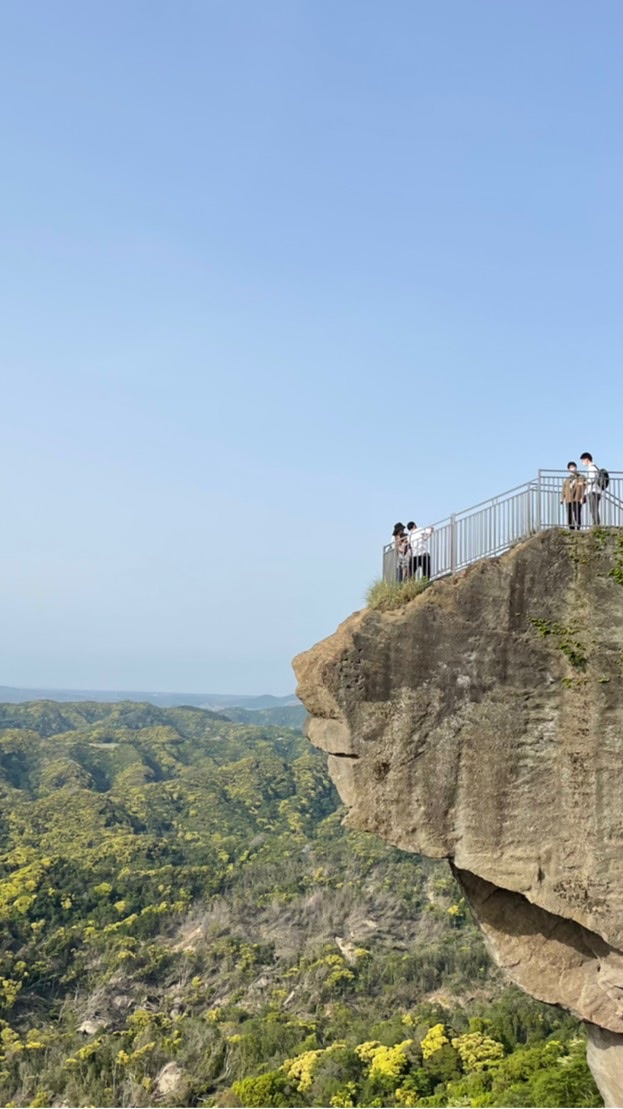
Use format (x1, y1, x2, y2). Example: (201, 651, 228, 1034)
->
(293, 528, 623, 1106)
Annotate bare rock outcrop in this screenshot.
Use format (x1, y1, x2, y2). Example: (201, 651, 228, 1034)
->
(293, 529, 623, 1105)
(155, 1061, 186, 1099)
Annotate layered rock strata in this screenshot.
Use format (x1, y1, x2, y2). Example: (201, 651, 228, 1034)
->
(293, 529, 623, 1105)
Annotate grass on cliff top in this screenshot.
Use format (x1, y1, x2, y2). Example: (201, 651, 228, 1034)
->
(367, 575, 429, 611)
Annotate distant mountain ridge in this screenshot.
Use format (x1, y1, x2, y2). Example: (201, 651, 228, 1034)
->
(223, 704, 307, 729)
(0, 685, 299, 711)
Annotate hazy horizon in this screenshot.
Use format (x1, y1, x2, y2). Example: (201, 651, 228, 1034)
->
(0, 681, 296, 699)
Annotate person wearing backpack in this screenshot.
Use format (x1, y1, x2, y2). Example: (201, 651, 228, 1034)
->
(561, 462, 585, 530)
(580, 452, 609, 525)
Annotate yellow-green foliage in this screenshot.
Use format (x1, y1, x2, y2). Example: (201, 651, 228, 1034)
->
(355, 1038, 413, 1080)
(447, 898, 466, 923)
(329, 1081, 357, 1107)
(420, 1021, 449, 1059)
(394, 1085, 419, 1108)
(283, 1042, 347, 1091)
(231, 1070, 292, 1107)
(283, 1048, 323, 1091)
(451, 1030, 505, 1071)
(0, 701, 601, 1109)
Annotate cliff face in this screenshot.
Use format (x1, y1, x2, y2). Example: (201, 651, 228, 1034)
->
(293, 529, 623, 1106)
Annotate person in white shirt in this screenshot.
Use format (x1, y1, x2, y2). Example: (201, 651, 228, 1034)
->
(407, 521, 434, 580)
(580, 451, 601, 525)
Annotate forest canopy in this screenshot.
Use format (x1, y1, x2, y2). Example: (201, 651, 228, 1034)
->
(0, 701, 599, 1108)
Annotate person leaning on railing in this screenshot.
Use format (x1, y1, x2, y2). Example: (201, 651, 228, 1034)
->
(392, 523, 410, 582)
(407, 521, 434, 580)
(560, 461, 585, 531)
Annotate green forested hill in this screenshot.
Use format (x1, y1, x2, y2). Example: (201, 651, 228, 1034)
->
(222, 704, 307, 729)
(0, 703, 599, 1108)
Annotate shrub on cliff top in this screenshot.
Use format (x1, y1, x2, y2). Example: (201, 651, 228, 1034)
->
(366, 577, 429, 611)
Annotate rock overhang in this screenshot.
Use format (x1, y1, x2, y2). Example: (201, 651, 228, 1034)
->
(293, 528, 623, 1041)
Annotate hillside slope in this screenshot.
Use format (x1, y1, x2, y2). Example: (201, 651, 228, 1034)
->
(0, 701, 598, 1107)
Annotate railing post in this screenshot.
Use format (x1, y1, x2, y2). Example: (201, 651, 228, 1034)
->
(383, 545, 398, 583)
(450, 513, 457, 574)
(536, 470, 542, 531)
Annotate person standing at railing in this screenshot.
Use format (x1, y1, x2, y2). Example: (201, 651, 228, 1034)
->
(560, 462, 585, 530)
(392, 523, 410, 582)
(407, 521, 434, 580)
(580, 452, 602, 525)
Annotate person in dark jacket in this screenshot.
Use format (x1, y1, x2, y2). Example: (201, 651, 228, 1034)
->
(392, 523, 409, 582)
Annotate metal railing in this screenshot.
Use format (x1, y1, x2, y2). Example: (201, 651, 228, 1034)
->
(383, 470, 623, 583)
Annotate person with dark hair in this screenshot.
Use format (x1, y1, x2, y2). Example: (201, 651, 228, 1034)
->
(580, 452, 601, 525)
(407, 520, 434, 580)
(392, 523, 409, 582)
(560, 462, 585, 530)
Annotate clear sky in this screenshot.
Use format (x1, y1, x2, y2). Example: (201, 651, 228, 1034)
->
(2, 0, 623, 694)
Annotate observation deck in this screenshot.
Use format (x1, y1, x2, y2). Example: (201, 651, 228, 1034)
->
(383, 469, 623, 583)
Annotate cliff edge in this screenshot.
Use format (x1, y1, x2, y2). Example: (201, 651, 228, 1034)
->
(293, 528, 623, 1106)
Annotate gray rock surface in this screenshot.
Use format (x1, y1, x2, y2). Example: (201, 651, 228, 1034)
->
(293, 529, 623, 1101)
(586, 1025, 623, 1108)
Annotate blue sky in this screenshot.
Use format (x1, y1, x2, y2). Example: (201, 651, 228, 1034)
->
(2, 0, 623, 694)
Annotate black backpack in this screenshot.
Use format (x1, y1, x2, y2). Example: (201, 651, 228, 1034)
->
(598, 467, 610, 491)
